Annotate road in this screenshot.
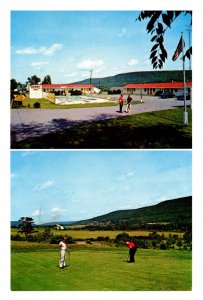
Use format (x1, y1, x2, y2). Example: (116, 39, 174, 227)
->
(11, 96, 191, 143)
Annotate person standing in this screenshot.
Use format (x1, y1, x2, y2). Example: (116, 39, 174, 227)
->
(126, 241, 137, 263)
(59, 237, 68, 268)
(118, 94, 124, 113)
(126, 94, 132, 113)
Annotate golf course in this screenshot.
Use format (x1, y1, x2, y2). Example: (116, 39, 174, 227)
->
(11, 239, 192, 291)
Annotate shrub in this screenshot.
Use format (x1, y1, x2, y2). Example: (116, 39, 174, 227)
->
(115, 232, 130, 243)
(160, 242, 167, 250)
(11, 234, 25, 241)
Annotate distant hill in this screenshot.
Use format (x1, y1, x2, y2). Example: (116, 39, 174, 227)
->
(74, 70, 192, 89)
(11, 220, 76, 228)
(38, 221, 77, 227)
(11, 196, 192, 228)
(79, 196, 192, 224)
(11, 221, 20, 228)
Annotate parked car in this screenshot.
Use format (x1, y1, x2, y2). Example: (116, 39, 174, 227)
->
(176, 93, 191, 100)
(155, 90, 162, 96)
(160, 92, 174, 99)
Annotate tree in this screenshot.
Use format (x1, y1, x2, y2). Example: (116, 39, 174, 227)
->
(10, 79, 18, 91)
(177, 238, 183, 250)
(136, 11, 192, 69)
(42, 75, 52, 84)
(27, 75, 41, 85)
(18, 217, 38, 240)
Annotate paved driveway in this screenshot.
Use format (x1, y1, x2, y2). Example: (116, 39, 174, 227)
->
(11, 96, 191, 143)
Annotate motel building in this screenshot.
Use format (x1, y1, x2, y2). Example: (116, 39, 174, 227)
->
(29, 83, 99, 99)
(123, 81, 192, 96)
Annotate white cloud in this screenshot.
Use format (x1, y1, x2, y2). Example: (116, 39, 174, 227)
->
(43, 43, 62, 56)
(21, 151, 34, 157)
(126, 171, 134, 177)
(127, 59, 139, 66)
(64, 72, 77, 78)
(51, 207, 66, 213)
(16, 43, 62, 56)
(11, 173, 17, 178)
(76, 59, 104, 70)
(31, 209, 44, 217)
(31, 61, 49, 69)
(118, 28, 128, 37)
(33, 180, 55, 191)
(16, 46, 45, 55)
(118, 171, 134, 181)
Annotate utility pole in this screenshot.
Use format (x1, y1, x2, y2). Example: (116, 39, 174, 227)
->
(89, 69, 93, 84)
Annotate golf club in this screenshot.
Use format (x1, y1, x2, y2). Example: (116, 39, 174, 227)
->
(68, 250, 70, 266)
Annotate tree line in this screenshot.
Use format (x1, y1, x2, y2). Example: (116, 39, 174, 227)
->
(10, 74, 52, 92)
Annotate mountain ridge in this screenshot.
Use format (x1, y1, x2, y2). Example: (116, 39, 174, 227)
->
(73, 70, 192, 89)
(11, 196, 192, 227)
(79, 196, 192, 224)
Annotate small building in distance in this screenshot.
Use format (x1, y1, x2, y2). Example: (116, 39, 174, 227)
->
(123, 81, 192, 96)
(29, 83, 100, 99)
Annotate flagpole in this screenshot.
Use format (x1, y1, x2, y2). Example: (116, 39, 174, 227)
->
(182, 32, 188, 125)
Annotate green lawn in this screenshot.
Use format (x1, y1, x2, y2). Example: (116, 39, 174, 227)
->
(12, 97, 119, 109)
(11, 247, 192, 291)
(12, 108, 192, 149)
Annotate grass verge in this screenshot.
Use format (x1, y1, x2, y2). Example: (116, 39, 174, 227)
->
(11, 108, 192, 149)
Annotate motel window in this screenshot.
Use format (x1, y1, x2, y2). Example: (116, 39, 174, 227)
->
(144, 89, 146, 92)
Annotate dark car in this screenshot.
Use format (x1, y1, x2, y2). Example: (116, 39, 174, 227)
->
(176, 93, 191, 100)
(160, 92, 173, 99)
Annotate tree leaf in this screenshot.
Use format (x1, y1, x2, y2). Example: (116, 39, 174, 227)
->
(150, 50, 157, 59)
(156, 22, 163, 34)
(162, 14, 171, 27)
(167, 11, 174, 21)
(151, 35, 157, 42)
(151, 43, 159, 52)
(152, 56, 157, 64)
(146, 12, 161, 33)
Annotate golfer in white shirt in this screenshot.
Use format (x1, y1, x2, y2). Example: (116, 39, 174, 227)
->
(59, 237, 67, 268)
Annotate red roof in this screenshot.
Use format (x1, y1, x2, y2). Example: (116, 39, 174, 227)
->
(123, 82, 192, 89)
(41, 84, 94, 89)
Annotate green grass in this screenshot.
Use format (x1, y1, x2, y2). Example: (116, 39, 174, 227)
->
(11, 246, 192, 291)
(12, 108, 192, 149)
(11, 96, 143, 109)
(12, 97, 120, 109)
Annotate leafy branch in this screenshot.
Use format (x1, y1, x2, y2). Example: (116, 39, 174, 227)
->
(136, 11, 192, 69)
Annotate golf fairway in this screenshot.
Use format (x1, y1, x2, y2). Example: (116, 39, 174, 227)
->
(11, 247, 192, 291)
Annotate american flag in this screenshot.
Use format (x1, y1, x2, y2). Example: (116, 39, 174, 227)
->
(172, 36, 185, 61)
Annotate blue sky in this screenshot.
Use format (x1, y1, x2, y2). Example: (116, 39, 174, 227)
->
(11, 11, 192, 84)
(11, 150, 192, 224)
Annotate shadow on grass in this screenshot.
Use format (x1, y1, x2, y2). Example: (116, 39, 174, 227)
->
(11, 112, 119, 146)
(11, 122, 192, 150)
(11, 108, 192, 149)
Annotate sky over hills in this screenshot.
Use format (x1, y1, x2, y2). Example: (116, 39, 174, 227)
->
(11, 151, 192, 223)
(11, 11, 192, 84)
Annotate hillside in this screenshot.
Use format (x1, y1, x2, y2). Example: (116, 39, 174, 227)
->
(74, 70, 192, 89)
(80, 196, 192, 224)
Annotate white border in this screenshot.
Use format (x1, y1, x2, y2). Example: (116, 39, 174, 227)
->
(1, 1, 202, 300)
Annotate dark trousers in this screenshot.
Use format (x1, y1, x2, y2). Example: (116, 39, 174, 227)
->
(119, 102, 123, 112)
(129, 247, 136, 262)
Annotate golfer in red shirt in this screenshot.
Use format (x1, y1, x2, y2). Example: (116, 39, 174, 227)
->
(126, 241, 137, 263)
